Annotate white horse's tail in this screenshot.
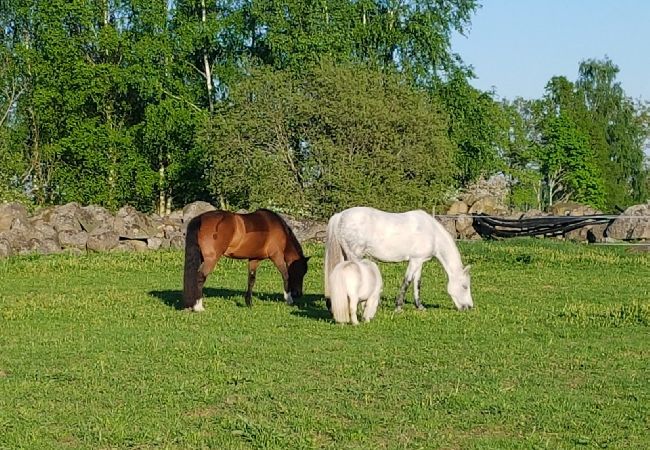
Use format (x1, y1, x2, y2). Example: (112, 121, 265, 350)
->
(324, 212, 344, 297)
(329, 263, 352, 323)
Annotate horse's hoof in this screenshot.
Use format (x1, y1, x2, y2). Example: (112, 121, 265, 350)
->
(416, 304, 426, 311)
(394, 306, 403, 313)
(191, 298, 205, 312)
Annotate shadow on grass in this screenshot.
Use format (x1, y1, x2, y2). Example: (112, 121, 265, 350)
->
(148, 288, 326, 313)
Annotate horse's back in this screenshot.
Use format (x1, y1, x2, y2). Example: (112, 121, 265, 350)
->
(337, 207, 437, 261)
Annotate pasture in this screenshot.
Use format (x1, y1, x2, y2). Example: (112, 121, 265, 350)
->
(0, 240, 648, 449)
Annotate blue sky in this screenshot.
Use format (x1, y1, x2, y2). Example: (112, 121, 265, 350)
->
(451, 1, 649, 102)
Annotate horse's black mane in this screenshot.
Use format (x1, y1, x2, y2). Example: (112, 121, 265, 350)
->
(258, 208, 305, 257)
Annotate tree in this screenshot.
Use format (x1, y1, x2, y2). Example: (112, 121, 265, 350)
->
(200, 62, 457, 217)
(576, 58, 647, 208)
(436, 72, 508, 185)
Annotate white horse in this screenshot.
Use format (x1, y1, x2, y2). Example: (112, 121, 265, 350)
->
(324, 206, 473, 311)
(328, 259, 383, 325)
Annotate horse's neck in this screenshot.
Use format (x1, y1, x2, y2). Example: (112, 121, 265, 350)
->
(284, 241, 303, 264)
(430, 219, 464, 277)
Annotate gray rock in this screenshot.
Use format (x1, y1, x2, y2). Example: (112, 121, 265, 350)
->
(0, 202, 29, 232)
(437, 216, 458, 239)
(607, 202, 650, 240)
(114, 206, 157, 239)
(182, 201, 216, 223)
(49, 202, 84, 232)
(446, 201, 469, 215)
(58, 229, 88, 250)
(79, 205, 115, 233)
(0, 238, 12, 258)
(87, 228, 120, 252)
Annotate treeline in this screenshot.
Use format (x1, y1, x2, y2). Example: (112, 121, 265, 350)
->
(0, 0, 648, 217)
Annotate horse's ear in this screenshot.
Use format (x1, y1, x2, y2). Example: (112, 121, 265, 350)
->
(464, 264, 472, 274)
(305, 256, 311, 262)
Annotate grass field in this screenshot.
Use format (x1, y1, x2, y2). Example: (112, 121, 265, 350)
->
(0, 239, 648, 449)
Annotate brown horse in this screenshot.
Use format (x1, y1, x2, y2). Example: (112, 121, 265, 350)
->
(183, 209, 309, 311)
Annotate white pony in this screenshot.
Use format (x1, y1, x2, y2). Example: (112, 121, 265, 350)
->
(328, 259, 383, 325)
(325, 206, 473, 311)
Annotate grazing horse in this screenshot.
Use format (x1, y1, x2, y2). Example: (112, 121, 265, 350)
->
(328, 259, 383, 325)
(183, 209, 309, 311)
(325, 207, 473, 311)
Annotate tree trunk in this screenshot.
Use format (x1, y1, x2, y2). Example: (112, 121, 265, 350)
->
(158, 164, 166, 216)
(201, 0, 214, 113)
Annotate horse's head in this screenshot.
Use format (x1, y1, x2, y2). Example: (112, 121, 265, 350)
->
(288, 256, 310, 298)
(447, 265, 473, 311)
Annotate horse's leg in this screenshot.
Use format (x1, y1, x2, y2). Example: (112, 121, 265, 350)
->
(269, 252, 292, 305)
(395, 270, 412, 312)
(245, 259, 260, 307)
(396, 260, 423, 312)
(412, 262, 425, 310)
(193, 227, 229, 311)
(348, 292, 359, 325)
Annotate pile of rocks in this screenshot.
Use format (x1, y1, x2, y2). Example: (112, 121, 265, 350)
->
(438, 199, 650, 242)
(0, 201, 327, 259)
(0, 199, 648, 258)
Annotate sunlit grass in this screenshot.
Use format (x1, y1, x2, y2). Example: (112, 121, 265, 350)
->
(0, 240, 648, 449)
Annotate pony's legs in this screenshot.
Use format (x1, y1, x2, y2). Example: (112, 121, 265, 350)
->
(348, 293, 360, 325)
(245, 259, 260, 307)
(362, 294, 379, 322)
(269, 252, 292, 305)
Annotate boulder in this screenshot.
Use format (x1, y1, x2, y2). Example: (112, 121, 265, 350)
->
(182, 201, 216, 223)
(169, 233, 185, 250)
(446, 201, 469, 215)
(1, 230, 30, 253)
(147, 237, 167, 251)
(113, 239, 148, 252)
(58, 229, 88, 250)
(607, 202, 650, 240)
(33, 222, 58, 242)
(521, 209, 546, 218)
(437, 216, 458, 239)
(79, 205, 115, 233)
(114, 206, 157, 239)
(565, 223, 608, 243)
(87, 228, 120, 252)
(28, 238, 61, 255)
(0, 238, 12, 258)
(48, 202, 84, 232)
(468, 196, 508, 216)
(0, 202, 29, 232)
(550, 202, 600, 216)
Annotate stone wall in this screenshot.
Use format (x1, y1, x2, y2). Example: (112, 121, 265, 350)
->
(0, 201, 326, 259)
(0, 200, 648, 258)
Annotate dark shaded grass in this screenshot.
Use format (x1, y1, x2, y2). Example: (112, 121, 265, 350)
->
(0, 240, 648, 449)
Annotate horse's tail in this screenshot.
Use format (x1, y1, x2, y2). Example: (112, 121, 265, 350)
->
(183, 215, 203, 309)
(324, 212, 344, 297)
(329, 262, 351, 324)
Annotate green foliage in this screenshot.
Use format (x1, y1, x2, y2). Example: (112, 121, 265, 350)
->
(0, 241, 648, 448)
(436, 72, 508, 184)
(538, 113, 605, 209)
(576, 58, 648, 209)
(201, 62, 457, 217)
(1, 3, 647, 215)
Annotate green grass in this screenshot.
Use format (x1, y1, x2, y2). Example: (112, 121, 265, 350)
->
(0, 240, 648, 449)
